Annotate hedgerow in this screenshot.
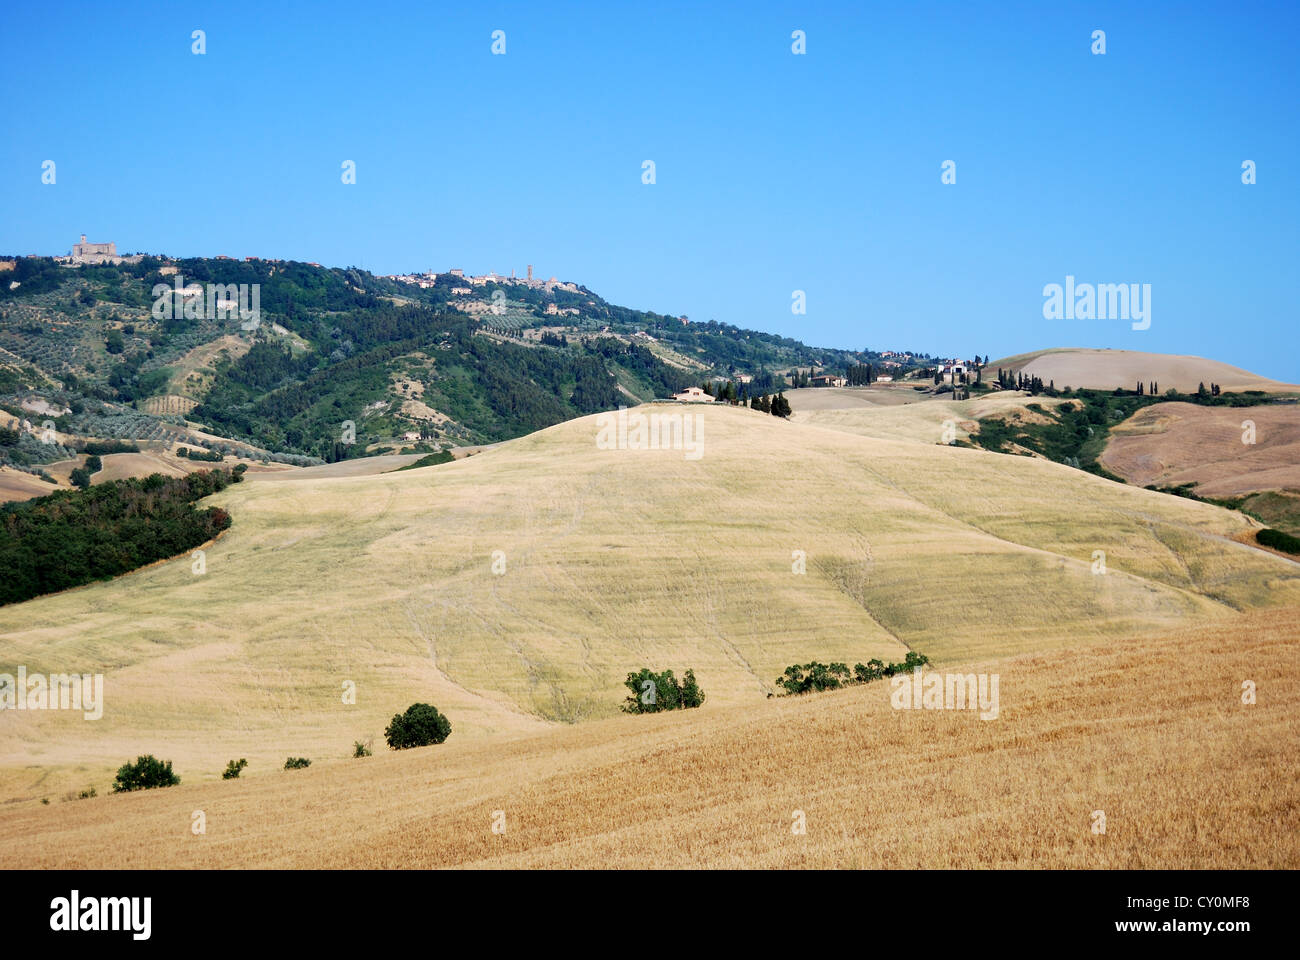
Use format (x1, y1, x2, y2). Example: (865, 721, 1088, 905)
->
(775, 651, 931, 695)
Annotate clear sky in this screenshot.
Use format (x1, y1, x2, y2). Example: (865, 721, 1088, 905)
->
(2, 1, 1296, 378)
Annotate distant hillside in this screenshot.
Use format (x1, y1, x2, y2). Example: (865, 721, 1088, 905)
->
(1101, 401, 1300, 496)
(991, 348, 1299, 394)
(0, 255, 937, 476)
(1098, 400, 1300, 538)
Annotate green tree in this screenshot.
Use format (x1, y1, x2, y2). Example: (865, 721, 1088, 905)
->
(621, 668, 705, 713)
(775, 661, 851, 694)
(385, 702, 452, 749)
(222, 758, 248, 779)
(679, 669, 706, 709)
(112, 755, 180, 792)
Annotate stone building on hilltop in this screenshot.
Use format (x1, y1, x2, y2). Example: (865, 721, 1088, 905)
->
(71, 234, 117, 262)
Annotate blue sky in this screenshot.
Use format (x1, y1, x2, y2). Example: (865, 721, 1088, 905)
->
(2, 1, 1296, 377)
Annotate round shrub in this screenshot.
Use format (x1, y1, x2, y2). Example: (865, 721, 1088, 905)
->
(112, 755, 180, 792)
(384, 703, 452, 750)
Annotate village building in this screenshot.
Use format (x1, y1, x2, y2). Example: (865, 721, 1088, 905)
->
(671, 387, 717, 403)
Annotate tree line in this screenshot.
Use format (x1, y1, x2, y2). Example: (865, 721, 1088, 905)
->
(0, 467, 241, 606)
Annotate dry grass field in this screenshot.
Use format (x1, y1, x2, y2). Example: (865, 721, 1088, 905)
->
(784, 383, 929, 412)
(0, 466, 63, 502)
(242, 453, 422, 481)
(791, 390, 1073, 446)
(90, 451, 193, 484)
(3, 405, 1298, 808)
(991, 348, 1299, 394)
(33, 449, 291, 492)
(1, 606, 1294, 868)
(1100, 400, 1300, 496)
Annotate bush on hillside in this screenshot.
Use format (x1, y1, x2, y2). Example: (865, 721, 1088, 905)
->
(179, 446, 224, 462)
(775, 661, 853, 694)
(776, 651, 931, 696)
(83, 440, 139, 456)
(283, 757, 311, 770)
(621, 668, 706, 714)
(384, 703, 452, 749)
(222, 758, 248, 779)
(112, 755, 180, 792)
(1257, 527, 1300, 555)
(395, 450, 455, 471)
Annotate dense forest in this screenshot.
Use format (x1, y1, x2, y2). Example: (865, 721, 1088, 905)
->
(0, 468, 240, 606)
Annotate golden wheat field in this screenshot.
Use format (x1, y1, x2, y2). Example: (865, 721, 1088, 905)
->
(0, 606, 1295, 869)
(2, 404, 1299, 809)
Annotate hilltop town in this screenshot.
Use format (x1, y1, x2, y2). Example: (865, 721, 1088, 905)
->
(384, 264, 581, 295)
(5, 237, 973, 376)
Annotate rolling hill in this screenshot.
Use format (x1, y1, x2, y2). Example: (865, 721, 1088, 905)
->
(0, 255, 934, 482)
(1101, 401, 1300, 496)
(990, 348, 1299, 394)
(1100, 399, 1300, 537)
(788, 385, 1075, 447)
(2, 403, 1297, 804)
